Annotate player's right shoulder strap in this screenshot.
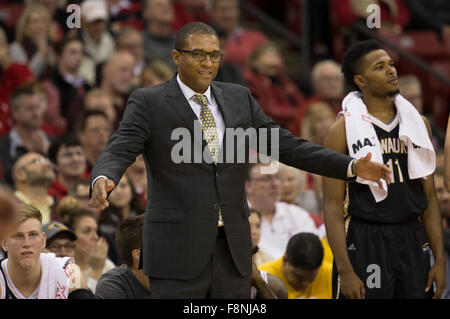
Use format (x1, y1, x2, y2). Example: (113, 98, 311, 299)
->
(0, 259, 6, 299)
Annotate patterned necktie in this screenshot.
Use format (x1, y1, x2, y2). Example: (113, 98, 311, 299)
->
(192, 94, 223, 226)
(193, 94, 219, 164)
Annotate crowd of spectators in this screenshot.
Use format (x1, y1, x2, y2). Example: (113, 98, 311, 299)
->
(0, 0, 448, 299)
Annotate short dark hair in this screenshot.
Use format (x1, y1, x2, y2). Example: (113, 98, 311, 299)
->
(175, 22, 218, 50)
(54, 36, 82, 57)
(74, 109, 108, 133)
(341, 39, 383, 92)
(285, 232, 323, 271)
(47, 134, 82, 164)
(249, 207, 262, 220)
(115, 215, 144, 266)
(9, 82, 44, 109)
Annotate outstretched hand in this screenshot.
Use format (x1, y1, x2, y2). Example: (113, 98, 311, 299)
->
(354, 153, 392, 188)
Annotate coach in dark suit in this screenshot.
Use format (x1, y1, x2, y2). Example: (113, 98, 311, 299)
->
(90, 22, 391, 298)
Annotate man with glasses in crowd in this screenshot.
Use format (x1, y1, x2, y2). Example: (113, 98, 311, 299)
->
(90, 22, 391, 299)
(43, 221, 77, 258)
(245, 162, 321, 261)
(12, 152, 56, 225)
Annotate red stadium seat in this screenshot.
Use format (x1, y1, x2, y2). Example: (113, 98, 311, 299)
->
(380, 31, 448, 60)
(428, 61, 450, 93)
(427, 61, 450, 129)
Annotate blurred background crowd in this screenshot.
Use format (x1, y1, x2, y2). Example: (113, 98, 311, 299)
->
(0, 0, 449, 298)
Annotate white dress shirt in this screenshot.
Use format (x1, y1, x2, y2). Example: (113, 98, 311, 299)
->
(254, 201, 321, 261)
(176, 74, 225, 146)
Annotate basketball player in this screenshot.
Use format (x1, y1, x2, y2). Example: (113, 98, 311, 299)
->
(323, 40, 446, 299)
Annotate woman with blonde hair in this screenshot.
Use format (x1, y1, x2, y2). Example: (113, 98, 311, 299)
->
(300, 102, 335, 146)
(298, 102, 336, 216)
(140, 59, 174, 88)
(10, 3, 56, 78)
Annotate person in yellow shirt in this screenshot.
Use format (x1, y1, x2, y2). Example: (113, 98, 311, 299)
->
(259, 232, 332, 299)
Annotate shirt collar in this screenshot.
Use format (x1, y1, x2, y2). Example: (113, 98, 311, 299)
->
(176, 74, 212, 104)
(14, 191, 54, 208)
(9, 128, 49, 158)
(9, 128, 23, 156)
(229, 26, 243, 40)
(64, 73, 85, 88)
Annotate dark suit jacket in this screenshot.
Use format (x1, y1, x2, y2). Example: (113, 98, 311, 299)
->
(91, 76, 351, 280)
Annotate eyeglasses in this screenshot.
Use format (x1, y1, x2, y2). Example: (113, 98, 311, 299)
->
(176, 49, 223, 63)
(48, 243, 76, 251)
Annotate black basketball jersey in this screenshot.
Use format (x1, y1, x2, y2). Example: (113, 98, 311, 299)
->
(0, 259, 16, 299)
(346, 115, 428, 223)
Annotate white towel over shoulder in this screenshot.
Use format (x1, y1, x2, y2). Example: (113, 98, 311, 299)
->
(38, 253, 73, 299)
(341, 91, 435, 202)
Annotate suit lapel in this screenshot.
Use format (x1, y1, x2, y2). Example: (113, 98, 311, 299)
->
(165, 76, 198, 135)
(211, 82, 238, 166)
(165, 76, 214, 168)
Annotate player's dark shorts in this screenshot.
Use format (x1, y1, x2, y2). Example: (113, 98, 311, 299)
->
(332, 215, 433, 299)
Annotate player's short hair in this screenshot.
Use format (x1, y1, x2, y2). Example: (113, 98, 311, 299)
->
(175, 22, 218, 50)
(116, 215, 144, 266)
(341, 39, 383, 92)
(285, 232, 324, 271)
(17, 203, 42, 225)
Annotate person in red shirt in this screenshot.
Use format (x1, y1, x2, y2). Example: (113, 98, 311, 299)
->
(172, 0, 211, 32)
(244, 42, 305, 132)
(209, 0, 268, 68)
(0, 26, 35, 137)
(107, 0, 144, 32)
(330, 0, 410, 33)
